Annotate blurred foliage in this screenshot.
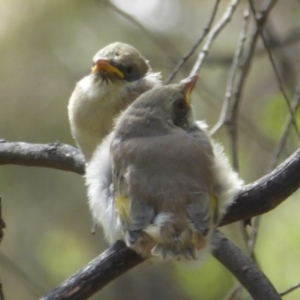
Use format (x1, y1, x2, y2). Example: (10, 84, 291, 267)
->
(260, 93, 290, 140)
(260, 92, 300, 140)
(0, 0, 300, 299)
(175, 256, 235, 299)
(256, 194, 300, 298)
(36, 229, 94, 283)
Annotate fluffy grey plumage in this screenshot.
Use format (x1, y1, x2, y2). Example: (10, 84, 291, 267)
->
(86, 75, 244, 261)
(68, 42, 161, 161)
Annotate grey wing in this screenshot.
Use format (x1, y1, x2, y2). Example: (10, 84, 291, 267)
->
(184, 127, 220, 235)
(112, 138, 155, 245)
(186, 194, 215, 237)
(126, 197, 155, 245)
(112, 126, 216, 243)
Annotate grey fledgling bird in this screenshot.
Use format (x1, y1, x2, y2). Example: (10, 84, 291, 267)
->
(86, 75, 243, 261)
(68, 42, 161, 162)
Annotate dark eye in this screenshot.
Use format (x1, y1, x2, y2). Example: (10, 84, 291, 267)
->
(175, 99, 186, 111)
(173, 98, 187, 127)
(122, 64, 140, 81)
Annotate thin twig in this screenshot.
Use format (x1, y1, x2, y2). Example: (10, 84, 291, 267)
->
(248, 0, 300, 139)
(264, 23, 297, 91)
(166, 0, 221, 84)
(270, 81, 300, 169)
(211, 5, 250, 135)
(190, 0, 241, 75)
(280, 282, 300, 297)
(222, 4, 285, 293)
(247, 216, 261, 257)
(195, 78, 277, 154)
(220, 147, 300, 226)
(226, 0, 278, 171)
(204, 27, 300, 67)
(224, 283, 244, 300)
(101, 0, 179, 62)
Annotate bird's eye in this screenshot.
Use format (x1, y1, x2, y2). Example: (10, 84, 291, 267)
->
(173, 98, 188, 127)
(122, 64, 140, 81)
(175, 99, 186, 111)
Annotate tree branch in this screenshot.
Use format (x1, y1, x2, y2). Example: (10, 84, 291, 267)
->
(41, 240, 143, 300)
(248, 0, 300, 139)
(220, 147, 300, 226)
(1, 141, 299, 299)
(190, 0, 241, 75)
(212, 231, 280, 300)
(0, 140, 85, 175)
(41, 231, 281, 300)
(1, 140, 299, 225)
(280, 282, 300, 297)
(100, 0, 180, 63)
(165, 0, 221, 84)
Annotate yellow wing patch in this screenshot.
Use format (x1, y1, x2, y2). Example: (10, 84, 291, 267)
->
(115, 196, 131, 224)
(210, 194, 220, 225)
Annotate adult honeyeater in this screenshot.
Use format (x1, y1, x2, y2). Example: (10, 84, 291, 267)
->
(68, 42, 161, 162)
(86, 75, 243, 260)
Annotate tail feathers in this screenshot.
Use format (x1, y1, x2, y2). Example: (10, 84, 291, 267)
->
(151, 243, 197, 260)
(128, 227, 210, 260)
(126, 214, 212, 261)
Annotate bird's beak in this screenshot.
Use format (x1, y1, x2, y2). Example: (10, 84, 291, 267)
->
(181, 74, 199, 107)
(91, 58, 124, 79)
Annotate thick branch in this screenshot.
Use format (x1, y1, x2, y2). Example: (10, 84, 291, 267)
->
(41, 231, 281, 300)
(220, 147, 300, 226)
(212, 231, 281, 300)
(1, 141, 299, 299)
(41, 241, 143, 300)
(0, 140, 85, 175)
(1, 141, 299, 225)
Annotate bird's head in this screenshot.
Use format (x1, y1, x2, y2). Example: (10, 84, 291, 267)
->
(91, 42, 151, 84)
(68, 42, 161, 161)
(170, 74, 199, 128)
(114, 74, 199, 138)
(131, 74, 199, 127)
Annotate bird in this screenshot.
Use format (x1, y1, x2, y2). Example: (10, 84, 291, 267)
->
(86, 75, 243, 261)
(68, 42, 162, 162)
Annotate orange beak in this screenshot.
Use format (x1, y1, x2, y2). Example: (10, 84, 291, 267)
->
(181, 74, 199, 107)
(91, 58, 124, 79)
